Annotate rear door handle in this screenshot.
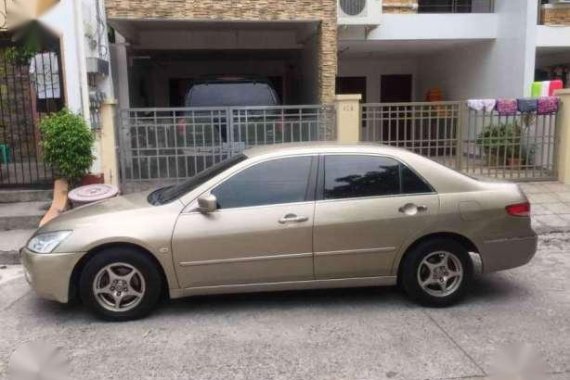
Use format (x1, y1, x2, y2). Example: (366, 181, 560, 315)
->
(399, 203, 428, 215)
(279, 213, 309, 224)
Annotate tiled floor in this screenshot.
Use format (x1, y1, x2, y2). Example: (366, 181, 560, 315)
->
(519, 181, 570, 233)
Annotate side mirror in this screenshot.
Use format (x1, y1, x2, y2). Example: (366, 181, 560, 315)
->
(197, 194, 218, 213)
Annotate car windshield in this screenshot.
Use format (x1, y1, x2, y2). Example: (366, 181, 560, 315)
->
(148, 154, 248, 205)
(185, 82, 277, 107)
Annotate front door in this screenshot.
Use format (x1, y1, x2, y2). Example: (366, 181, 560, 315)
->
(172, 155, 316, 288)
(313, 154, 439, 279)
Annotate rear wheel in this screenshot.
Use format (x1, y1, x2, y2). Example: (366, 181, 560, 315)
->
(79, 248, 162, 321)
(401, 239, 473, 307)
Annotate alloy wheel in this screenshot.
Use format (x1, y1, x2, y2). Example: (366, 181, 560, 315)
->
(417, 251, 463, 298)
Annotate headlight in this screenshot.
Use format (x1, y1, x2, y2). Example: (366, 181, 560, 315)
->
(27, 231, 72, 254)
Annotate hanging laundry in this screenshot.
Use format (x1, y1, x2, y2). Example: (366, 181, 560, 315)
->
(531, 82, 542, 98)
(496, 99, 518, 116)
(541, 81, 551, 97)
(467, 99, 497, 112)
(549, 80, 563, 96)
(517, 98, 538, 113)
(537, 97, 560, 115)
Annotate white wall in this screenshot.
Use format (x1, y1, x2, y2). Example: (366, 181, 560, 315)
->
(364, 13, 498, 41)
(39, 0, 88, 116)
(537, 25, 570, 49)
(40, 0, 115, 174)
(338, 56, 419, 102)
(417, 0, 538, 100)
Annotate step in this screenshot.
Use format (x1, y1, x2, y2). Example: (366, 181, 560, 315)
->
(0, 229, 35, 264)
(0, 190, 52, 203)
(0, 202, 48, 231)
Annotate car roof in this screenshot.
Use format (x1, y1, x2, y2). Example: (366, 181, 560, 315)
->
(242, 142, 407, 158)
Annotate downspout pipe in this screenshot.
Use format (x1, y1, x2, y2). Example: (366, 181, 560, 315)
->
(72, 0, 90, 124)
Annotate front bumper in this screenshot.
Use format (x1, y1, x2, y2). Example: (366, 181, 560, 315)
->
(479, 234, 538, 273)
(21, 248, 84, 303)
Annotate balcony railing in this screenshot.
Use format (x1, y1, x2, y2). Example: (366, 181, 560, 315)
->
(416, 0, 494, 14)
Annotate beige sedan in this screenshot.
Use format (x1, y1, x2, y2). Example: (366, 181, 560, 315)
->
(22, 143, 537, 320)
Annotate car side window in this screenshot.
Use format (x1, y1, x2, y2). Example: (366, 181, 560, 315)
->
(323, 155, 433, 200)
(401, 165, 432, 194)
(211, 156, 312, 209)
(324, 155, 400, 199)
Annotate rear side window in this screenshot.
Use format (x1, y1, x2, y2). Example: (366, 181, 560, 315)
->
(401, 165, 433, 194)
(212, 156, 312, 209)
(323, 155, 432, 200)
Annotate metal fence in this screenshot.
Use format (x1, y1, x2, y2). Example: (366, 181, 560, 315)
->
(361, 102, 558, 181)
(0, 33, 63, 188)
(118, 105, 335, 190)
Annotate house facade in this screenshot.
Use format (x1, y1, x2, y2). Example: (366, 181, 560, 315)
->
(2, 0, 570, 189)
(105, 0, 570, 109)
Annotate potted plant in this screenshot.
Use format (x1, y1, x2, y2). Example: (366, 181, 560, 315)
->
(477, 122, 523, 167)
(38, 109, 95, 225)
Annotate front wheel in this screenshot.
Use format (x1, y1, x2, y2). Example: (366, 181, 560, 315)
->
(79, 248, 162, 321)
(401, 239, 473, 307)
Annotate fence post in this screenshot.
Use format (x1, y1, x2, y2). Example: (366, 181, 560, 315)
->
(555, 90, 570, 184)
(335, 94, 362, 144)
(99, 100, 119, 187)
(456, 102, 466, 171)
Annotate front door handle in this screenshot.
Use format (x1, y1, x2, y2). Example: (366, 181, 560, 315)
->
(399, 203, 428, 215)
(279, 213, 309, 224)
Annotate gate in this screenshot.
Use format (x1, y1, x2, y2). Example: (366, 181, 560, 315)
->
(0, 33, 63, 188)
(118, 105, 336, 192)
(362, 102, 558, 181)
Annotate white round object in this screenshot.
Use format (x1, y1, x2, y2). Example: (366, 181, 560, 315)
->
(68, 184, 119, 203)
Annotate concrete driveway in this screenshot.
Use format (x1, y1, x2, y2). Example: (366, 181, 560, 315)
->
(0, 234, 569, 380)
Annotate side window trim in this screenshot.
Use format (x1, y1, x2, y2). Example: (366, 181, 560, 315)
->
(320, 153, 436, 202)
(305, 156, 320, 202)
(315, 154, 325, 201)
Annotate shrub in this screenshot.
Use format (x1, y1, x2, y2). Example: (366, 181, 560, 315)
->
(40, 109, 94, 185)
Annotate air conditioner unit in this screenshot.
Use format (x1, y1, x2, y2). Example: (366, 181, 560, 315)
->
(337, 0, 382, 26)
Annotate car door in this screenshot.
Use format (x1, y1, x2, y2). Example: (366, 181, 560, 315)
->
(313, 153, 439, 279)
(172, 155, 317, 289)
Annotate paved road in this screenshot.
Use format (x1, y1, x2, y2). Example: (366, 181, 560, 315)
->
(1, 234, 570, 380)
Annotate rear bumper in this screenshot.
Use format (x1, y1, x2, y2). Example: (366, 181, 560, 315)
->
(21, 248, 84, 303)
(479, 234, 538, 273)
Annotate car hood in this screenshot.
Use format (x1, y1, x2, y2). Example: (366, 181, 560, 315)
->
(39, 191, 157, 232)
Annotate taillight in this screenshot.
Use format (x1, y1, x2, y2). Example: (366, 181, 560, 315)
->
(506, 202, 530, 217)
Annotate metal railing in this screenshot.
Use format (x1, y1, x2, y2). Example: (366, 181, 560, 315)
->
(0, 34, 63, 188)
(362, 102, 462, 169)
(463, 109, 558, 181)
(118, 105, 335, 189)
(361, 102, 558, 181)
(417, 0, 494, 13)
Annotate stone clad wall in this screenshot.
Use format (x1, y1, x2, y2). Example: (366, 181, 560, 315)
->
(105, 0, 337, 103)
(541, 5, 570, 26)
(382, 0, 418, 14)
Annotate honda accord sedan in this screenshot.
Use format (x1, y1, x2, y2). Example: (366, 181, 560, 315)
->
(22, 143, 537, 320)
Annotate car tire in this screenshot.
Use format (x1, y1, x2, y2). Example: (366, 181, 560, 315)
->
(79, 247, 162, 321)
(401, 239, 473, 307)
